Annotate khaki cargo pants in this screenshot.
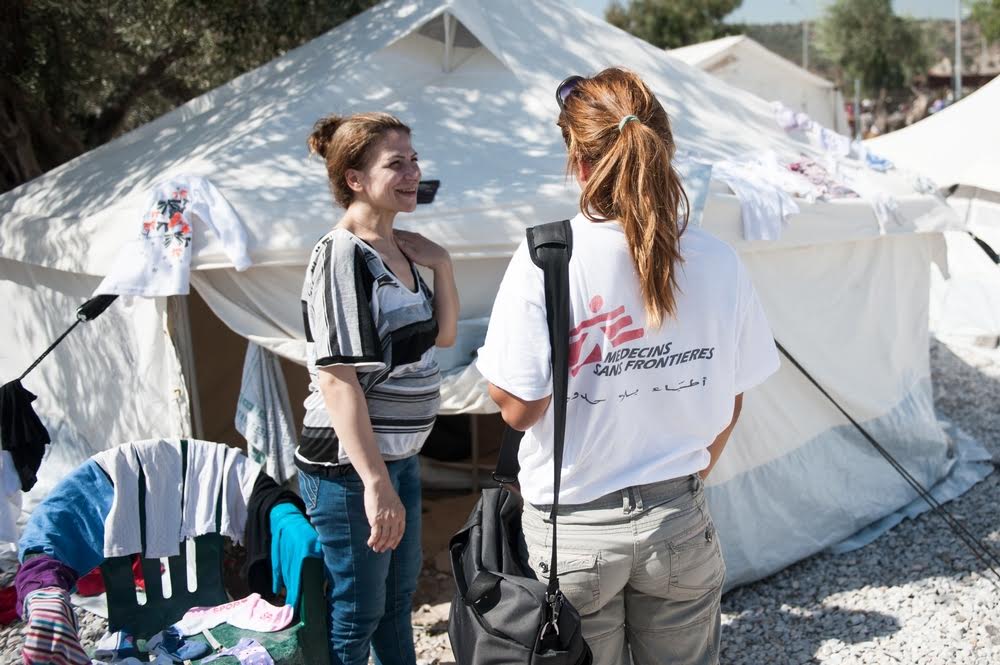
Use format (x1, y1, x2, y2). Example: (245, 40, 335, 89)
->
(521, 474, 725, 665)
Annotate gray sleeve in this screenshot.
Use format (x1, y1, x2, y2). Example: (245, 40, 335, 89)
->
(304, 236, 384, 370)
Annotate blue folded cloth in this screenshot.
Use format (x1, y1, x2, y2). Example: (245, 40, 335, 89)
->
(270, 502, 322, 609)
(19, 459, 113, 575)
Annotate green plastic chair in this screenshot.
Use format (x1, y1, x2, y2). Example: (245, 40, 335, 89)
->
(99, 440, 330, 665)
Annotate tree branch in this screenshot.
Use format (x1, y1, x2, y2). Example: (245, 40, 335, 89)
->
(85, 40, 196, 145)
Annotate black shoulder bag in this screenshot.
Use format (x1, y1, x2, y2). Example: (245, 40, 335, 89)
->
(448, 220, 592, 665)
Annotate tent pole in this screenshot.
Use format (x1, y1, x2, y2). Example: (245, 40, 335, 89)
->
(170, 295, 205, 439)
(443, 13, 455, 73)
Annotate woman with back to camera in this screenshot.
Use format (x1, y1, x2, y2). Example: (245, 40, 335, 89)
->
(299, 112, 459, 665)
(476, 68, 779, 665)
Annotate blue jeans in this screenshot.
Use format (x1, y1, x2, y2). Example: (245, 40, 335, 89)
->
(298, 456, 423, 665)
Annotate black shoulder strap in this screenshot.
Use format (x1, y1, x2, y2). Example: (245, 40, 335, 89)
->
(493, 219, 573, 485)
(491, 219, 573, 599)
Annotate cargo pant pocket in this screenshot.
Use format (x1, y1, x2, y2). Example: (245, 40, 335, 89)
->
(528, 547, 602, 616)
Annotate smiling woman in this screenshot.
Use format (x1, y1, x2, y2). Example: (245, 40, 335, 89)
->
(298, 111, 460, 665)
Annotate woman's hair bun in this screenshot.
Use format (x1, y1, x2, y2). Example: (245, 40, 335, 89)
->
(307, 115, 344, 159)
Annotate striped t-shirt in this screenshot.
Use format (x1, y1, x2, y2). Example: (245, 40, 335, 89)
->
(297, 228, 441, 475)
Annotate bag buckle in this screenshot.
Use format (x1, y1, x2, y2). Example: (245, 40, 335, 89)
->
(542, 591, 563, 638)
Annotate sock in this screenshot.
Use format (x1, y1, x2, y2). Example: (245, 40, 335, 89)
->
(172, 593, 293, 635)
(146, 626, 211, 663)
(93, 630, 140, 661)
(228, 594, 294, 633)
(200, 638, 275, 665)
(21, 587, 90, 665)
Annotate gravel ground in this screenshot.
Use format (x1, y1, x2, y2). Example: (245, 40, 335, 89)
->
(2, 335, 997, 664)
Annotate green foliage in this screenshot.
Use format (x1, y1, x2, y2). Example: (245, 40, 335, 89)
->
(816, 0, 930, 94)
(971, 0, 1000, 43)
(0, 0, 378, 193)
(605, 0, 743, 50)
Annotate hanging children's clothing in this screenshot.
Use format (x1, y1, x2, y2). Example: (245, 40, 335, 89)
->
(0, 379, 51, 492)
(132, 439, 183, 558)
(181, 439, 228, 539)
(787, 158, 860, 200)
(95, 175, 252, 297)
(235, 343, 297, 483)
(220, 446, 262, 545)
(92, 439, 259, 556)
(713, 158, 800, 241)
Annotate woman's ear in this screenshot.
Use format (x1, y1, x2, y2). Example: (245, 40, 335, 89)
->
(577, 158, 593, 184)
(345, 168, 365, 193)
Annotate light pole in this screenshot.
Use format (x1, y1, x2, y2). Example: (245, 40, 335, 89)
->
(803, 20, 809, 70)
(790, 0, 809, 69)
(954, 0, 963, 101)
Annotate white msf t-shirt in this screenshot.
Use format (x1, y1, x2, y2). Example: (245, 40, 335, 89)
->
(477, 214, 779, 505)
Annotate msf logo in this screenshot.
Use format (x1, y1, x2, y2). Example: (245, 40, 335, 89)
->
(569, 296, 645, 376)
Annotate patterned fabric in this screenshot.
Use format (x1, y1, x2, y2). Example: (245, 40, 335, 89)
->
(201, 638, 274, 665)
(297, 229, 441, 473)
(21, 587, 89, 665)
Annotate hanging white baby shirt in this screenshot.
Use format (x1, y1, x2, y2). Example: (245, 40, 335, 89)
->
(95, 175, 252, 297)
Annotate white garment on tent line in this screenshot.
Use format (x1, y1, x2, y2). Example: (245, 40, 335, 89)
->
(713, 158, 800, 241)
(0, 451, 22, 545)
(235, 343, 297, 483)
(181, 439, 228, 539)
(93, 445, 143, 558)
(808, 123, 851, 158)
(95, 175, 252, 298)
(131, 439, 183, 558)
(834, 160, 904, 234)
(219, 446, 261, 545)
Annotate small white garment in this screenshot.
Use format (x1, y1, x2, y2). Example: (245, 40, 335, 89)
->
(235, 343, 297, 483)
(219, 447, 261, 545)
(93, 445, 143, 557)
(771, 101, 799, 130)
(0, 451, 22, 545)
(808, 123, 852, 157)
(95, 175, 252, 297)
(835, 161, 903, 234)
(770, 101, 815, 134)
(131, 440, 183, 558)
(850, 139, 868, 162)
(713, 158, 800, 241)
(181, 440, 228, 539)
(95, 440, 184, 558)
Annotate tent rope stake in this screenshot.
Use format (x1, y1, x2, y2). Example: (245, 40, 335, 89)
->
(775, 341, 1000, 588)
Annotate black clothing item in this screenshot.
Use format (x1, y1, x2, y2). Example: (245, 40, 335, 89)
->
(0, 380, 51, 491)
(242, 471, 307, 601)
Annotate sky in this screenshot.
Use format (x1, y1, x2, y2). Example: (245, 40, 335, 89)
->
(571, 0, 963, 24)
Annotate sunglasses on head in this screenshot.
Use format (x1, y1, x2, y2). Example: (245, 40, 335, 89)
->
(556, 75, 585, 111)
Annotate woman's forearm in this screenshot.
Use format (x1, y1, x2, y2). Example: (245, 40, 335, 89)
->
(317, 367, 389, 486)
(700, 393, 744, 480)
(432, 260, 460, 348)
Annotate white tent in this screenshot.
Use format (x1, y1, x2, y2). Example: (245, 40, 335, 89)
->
(667, 35, 849, 134)
(868, 76, 1000, 338)
(0, 0, 976, 588)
